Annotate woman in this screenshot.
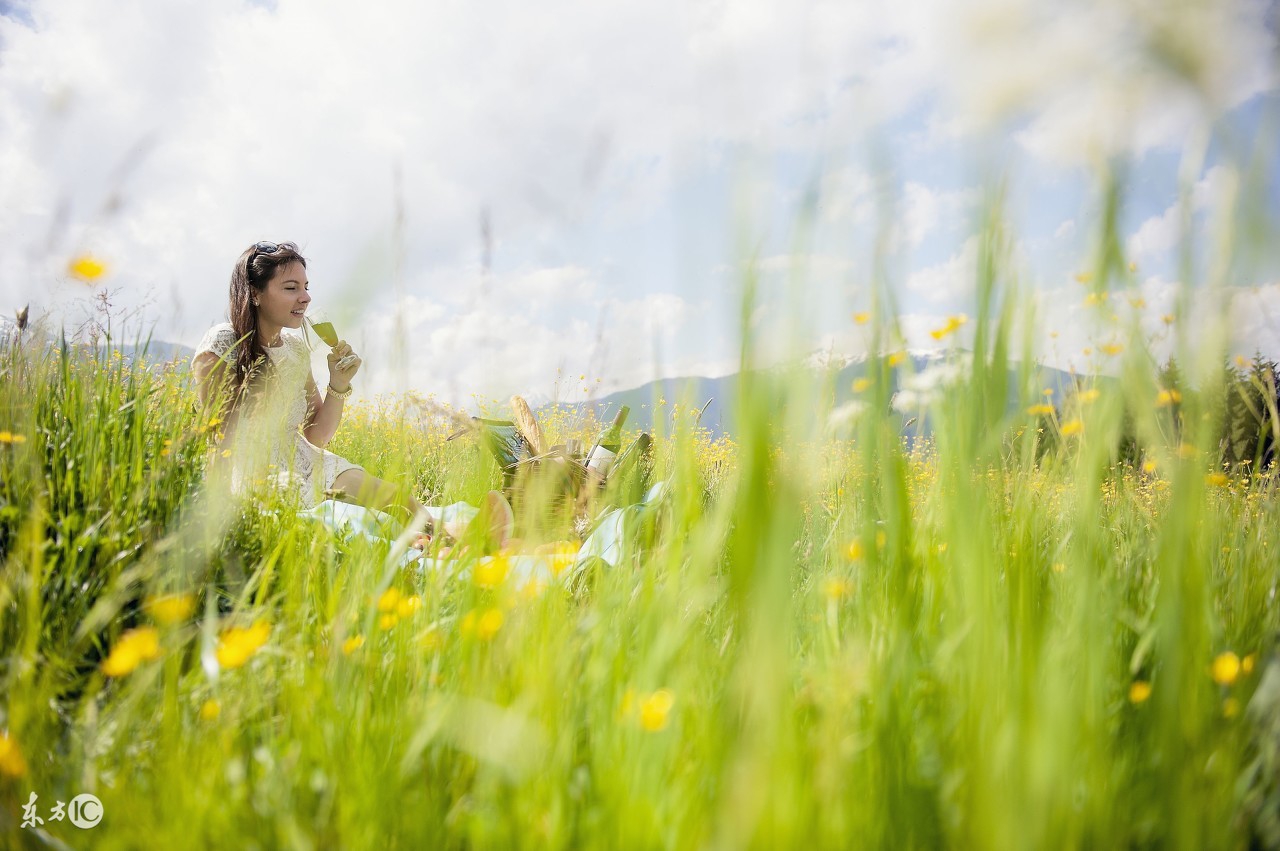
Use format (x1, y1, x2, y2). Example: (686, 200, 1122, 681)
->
(191, 240, 511, 544)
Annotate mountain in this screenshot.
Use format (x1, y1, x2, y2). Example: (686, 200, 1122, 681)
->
(536, 351, 1090, 439)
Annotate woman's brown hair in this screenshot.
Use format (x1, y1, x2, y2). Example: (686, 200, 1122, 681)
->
(224, 241, 307, 410)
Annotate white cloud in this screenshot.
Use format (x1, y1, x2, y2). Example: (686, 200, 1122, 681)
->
(906, 237, 981, 303)
(1127, 164, 1235, 263)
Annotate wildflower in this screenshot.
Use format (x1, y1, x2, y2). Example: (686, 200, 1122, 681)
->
(376, 588, 402, 613)
(1243, 654, 1256, 675)
(929, 314, 967, 341)
(1129, 296, 1146, 308)
(1235, 355, 1248, 369)
(1155, 389, 1182, 407)
(619, 688, 637, 719)
(396, 595, 422, 619)
(1042, 388, 1054, 397)
(852, 378, 872, 393)
(1060, 419, 1083, 437)
(1100, 343, 1124, 356)
(199, 699, 221, 721)
(1084, 292, 1108, 306)
(1128, 261, 1138, 273)
(342, 635, 365, 655)
(822, 577, 852, 601)
(378, 613, 399, 631)
(215, 621, 270, 670)
(853, 312, 870, 325)
(535, 540, 580, 576)
(68, 255, 108, 282)
(1211, 651, 1241, 686)
(0, 730, 28, 777)
(1074, 272, 1094, 284)
(845, 540, 864, 561)
(1082, 347, 1093, 356)
(1077, 388, 1101, 404)
(1142, 459, 1158, 473)
(474, 555, 510, 589)
(460, 608, 504, 641)
(1206, 473, 1230, 487)
(145, 593, 195, 626)
(0, 431, 28, 444)
(887, 351, 906, 367)
(639, 689, 675, 732)
(221, 449, 232, 458)
(101, 626, 162, 677)
(1162, 314, 1175, 325)
(1026, 404, 1055, 417)
(1051, 562, 1066, 574)
(1128, 681, 1152, 704)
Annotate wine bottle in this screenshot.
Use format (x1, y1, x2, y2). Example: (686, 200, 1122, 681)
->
(585, 405, 630, 475)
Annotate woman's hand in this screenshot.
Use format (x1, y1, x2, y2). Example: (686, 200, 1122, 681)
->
(326, 340, 362, 391)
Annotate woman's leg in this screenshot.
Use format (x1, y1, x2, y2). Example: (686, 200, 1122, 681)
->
(332, 468, 424, 522)
(331, 469, 514, 548)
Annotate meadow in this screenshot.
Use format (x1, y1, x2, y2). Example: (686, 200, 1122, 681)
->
(2, 212, 1280, 850)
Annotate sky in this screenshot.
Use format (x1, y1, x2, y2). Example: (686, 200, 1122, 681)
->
(0, 0, 1277, 407)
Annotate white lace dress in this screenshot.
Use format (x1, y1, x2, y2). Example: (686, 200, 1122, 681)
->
(194, 323, 364, 508)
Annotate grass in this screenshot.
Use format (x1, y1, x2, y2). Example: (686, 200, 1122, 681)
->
(2, 199, 1280, 849)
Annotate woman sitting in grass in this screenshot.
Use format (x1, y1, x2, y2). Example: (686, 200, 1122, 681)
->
(191, 240, 512, 545)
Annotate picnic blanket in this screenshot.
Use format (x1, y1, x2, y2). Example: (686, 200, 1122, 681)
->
(298, 481, 670, 586)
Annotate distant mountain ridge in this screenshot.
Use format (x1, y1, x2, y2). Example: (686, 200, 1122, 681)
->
(535, 351, 1091, 439)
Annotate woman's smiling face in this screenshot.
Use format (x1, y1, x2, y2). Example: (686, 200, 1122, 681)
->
(256, 260, 311, 336)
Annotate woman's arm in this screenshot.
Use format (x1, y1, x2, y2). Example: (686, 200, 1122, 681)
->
(302, 373, 344, 447)
(302, 338, 361, 447)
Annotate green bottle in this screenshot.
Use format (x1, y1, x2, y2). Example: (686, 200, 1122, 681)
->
(586, 405, 630, 475)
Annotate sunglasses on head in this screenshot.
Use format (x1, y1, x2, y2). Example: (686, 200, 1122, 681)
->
(249, 241, 297, 261)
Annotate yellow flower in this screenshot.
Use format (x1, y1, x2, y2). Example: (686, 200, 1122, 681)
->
(1177, 443, 1198, 459)
(853, 312, 870, 325)
(199, 699, 221, 721)
(376, 587, 402, 613)
(396, 595, 422, 619)
(1155, 389, 1182, 407)
(215, 621, 270, 670)
(887, 351, 906, 367)
(1051, 562, 1066, 574)
(845, 539, 865, 561)
(1099, 343, 1124, 356)
(0, 730, 28, 777)
(145, 593, 195, 626)
(0, 431, 27, 444)
(460, 608, 504, 641)
(1060, 419, 1083, 437)
(1211, 651, 1241, 686)
(1141, 459, 1158, 473)
(1235, 355, 1248, 369)
(474, 555, 510, 589)
(822, 577, 852, 601)
(1026, 404, 1055, 416)
(1074, 271, 1093, 284)
(68, 254, 108, 282)
(1128, 681, 1152, 704)
(1206, 473, 1230, 487)
(852, 378, 872, 393)
(1243, 654, 1256, 675)
(101, 626, 162, 677)
(1077, 388, 1101, 404)
(535, 540, 580, 576)
(639, 689, 675, 732)
(378, 613, 399, 631)
(220, 449, 232, 458)
(929, 314, 968, 341)
(1084, 291, 1108, 306)
(342, 635, 365, 655)
(1162, 313, 1175, 325)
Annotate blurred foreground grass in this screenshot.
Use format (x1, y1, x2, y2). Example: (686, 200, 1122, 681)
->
(2, 237, 1280, 849)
